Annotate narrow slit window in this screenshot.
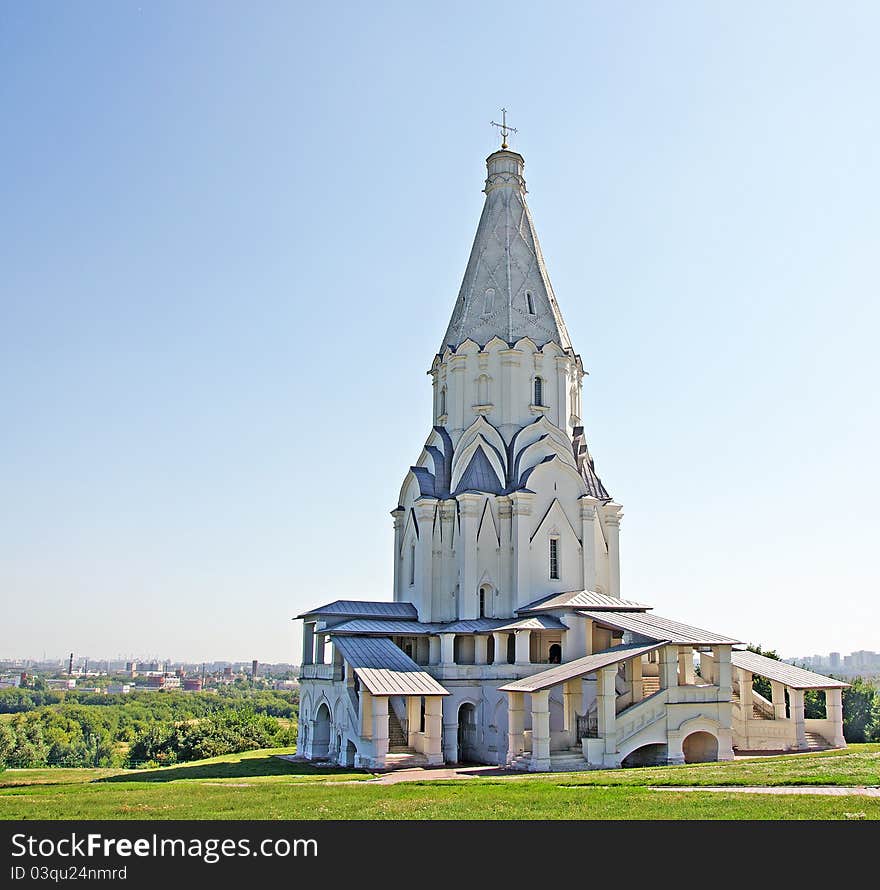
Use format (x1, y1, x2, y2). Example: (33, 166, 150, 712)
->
(479, 587, 486, 618)
(439, 386, 447, 417)
(409, 542, 416, 586)
(549, 538, 559, 580)
(526, 291, 535, 314)
(483, 288, 495, 315)
(534, 376, 543, 406)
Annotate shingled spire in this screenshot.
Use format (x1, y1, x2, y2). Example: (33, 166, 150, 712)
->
(441, 149, 572, 353)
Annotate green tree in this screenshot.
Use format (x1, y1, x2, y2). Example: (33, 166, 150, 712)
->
(842, 678, 879, 743)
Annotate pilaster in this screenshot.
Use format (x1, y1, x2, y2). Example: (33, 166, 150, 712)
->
(457, 493, 483, 619)
(579, 497, 599, 591)
(510, 491, 535, 605)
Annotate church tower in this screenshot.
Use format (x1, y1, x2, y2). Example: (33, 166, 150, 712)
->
(393, 143, 623, 623)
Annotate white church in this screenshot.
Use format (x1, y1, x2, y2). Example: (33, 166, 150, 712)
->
(295, 128, 848, 771)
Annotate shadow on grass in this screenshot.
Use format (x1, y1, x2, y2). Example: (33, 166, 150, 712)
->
(97, 755, 361, 784)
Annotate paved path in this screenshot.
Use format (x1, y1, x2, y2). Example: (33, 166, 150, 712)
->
(646, 785, 880, 797)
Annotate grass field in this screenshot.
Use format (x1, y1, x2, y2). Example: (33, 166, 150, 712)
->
(1, 745, 878, 820)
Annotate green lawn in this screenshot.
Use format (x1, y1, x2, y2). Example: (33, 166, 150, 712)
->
(1, 745, 878, 821)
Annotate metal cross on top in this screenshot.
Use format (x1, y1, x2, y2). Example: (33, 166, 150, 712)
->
(491, 108, 517, 150)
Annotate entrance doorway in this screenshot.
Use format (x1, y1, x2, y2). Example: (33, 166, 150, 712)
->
(457, 703, 478, 763)
(682, 731, 718, 763)
(312, 703, 331, 759)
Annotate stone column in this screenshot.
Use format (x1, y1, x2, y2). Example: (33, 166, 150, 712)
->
(678, 649, 695, 686)
(457, 493, 482, 619)
(506, 692, 526, 764)
(424, 696, 444, 764)
(584, 618, 594, 656)
(514, 629, 531, 666)
(449, 353, 467, 435)
(562, 678, 581, 734)
(474, 635, 488, 665)
(359, 688, 372, 738)
(789, 688, 807, 749)
(314, 631, 325, 665)
(564, 613, 588, 661)
(771, 680, 787, 719)
(371, 695, 389, 767)
(492, 632, 508, 664)
(597, 666, 618, 765)
(738, 669, 753, 717)
(603, 504, 623, 598)
(429, 636, 441, 666)
(825, 688, 846, 747)
(391, 508, 404, 596)
(714, 646, 732, 699)
(510, 491, 535, 603)
(700, 651, 716, 685)
(413, 499, 436, 618)
(630, 655, 643, 702)
(659, 645, 679, 690)
(406, 696, 420, 748)
(530, 689, 551, 771)
(555, 355, 571, 431)
(302, 622, 315, 666)
(439, 634, 455, 667)
(579, 497, 599, 591)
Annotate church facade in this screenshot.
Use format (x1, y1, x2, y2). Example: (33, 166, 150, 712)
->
(295, 139, 847, 771)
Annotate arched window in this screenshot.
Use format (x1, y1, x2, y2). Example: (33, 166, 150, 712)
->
(534, 376, 543, 407)
(409, 542, 416, 586)
(548, 643, 562, 664)
(479, 587, 486, 618)
(526, 291, 535, 315)
(549, 537, 559, 580)
(483, 288, 495, 315)
(439, 386, 447, 417)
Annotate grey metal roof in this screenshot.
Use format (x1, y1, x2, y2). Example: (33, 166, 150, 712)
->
(329, 619, 435, 636)
(518, 589, 651, 614)
(581, 611, 741, 646)
(498, 642, 666, 693)
(496, 615, 568, 632)
(453, 446, 504, 495)
(332, 636, 449, 697)
(731, 650, 850, 690)
(295, 600, 418, 621)
(440, 149, 572, 353)
(438, 618, 506, 634)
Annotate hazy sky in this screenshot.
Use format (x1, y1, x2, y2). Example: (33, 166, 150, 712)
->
(2, 2, 878, 664)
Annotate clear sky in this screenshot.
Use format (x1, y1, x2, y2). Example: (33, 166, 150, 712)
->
(2, 2, 878, 664)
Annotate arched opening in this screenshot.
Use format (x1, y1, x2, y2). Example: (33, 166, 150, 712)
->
(548, 643, 562, 664)
(526, 291, 535, 315)
(622, 743, 668, 768)
(457, 703, 478, 763)
(506, 634, 516, 664)
(409, 541, 416, 586)
(483, 287, 495, 315)
(534, 376, 543, 406)
(487, 634, 495, 664)
(479, 584, 493, 618)
(439, 386, 447, 417)
(312, 703, 331, 759)
(477, 374, 489, 405)
(682, 731, 718, 764)
(342, 739, 357, 767)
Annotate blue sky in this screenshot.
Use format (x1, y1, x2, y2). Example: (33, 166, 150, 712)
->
(2, 2, 878, 663)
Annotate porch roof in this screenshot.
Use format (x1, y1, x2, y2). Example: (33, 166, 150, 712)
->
(517, 589, 652, 614)
(498, 642, 667, 693)
(295, 600, 418, 621)
(328, 619, 434, 636)
(581, 610, 741, 646)
(332, 636, 449, 697)
(731, 650, 850, 690)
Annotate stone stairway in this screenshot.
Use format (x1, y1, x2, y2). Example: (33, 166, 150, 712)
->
(803, 731, 831, 751)
(388, 709, 409, 750)
(507, 748, 589, 772)
(731, 689, 772, 719)
(641, 676, 660, 697)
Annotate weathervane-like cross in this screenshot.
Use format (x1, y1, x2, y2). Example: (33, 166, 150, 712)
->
(491, 108, 517, 150)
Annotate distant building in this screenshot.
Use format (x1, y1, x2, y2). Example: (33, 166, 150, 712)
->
(274, 679, 298, 690)
(830, 652, 841, 668)
(107, 684, 131, 695)
(46, 678, 77, 690)
(182, 678, 203, 692)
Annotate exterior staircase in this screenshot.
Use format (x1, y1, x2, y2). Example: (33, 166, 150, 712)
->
(388, 709, 409, 751)
(641, 676, 660, 697)
(731, 689, 772, 719)
(507, 747, 589, 772)
(803, 731, 831, 751)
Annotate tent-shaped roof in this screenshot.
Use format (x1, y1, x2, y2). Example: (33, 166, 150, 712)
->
(731, 650, 850, 690)
(332, 636, 449, 697)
